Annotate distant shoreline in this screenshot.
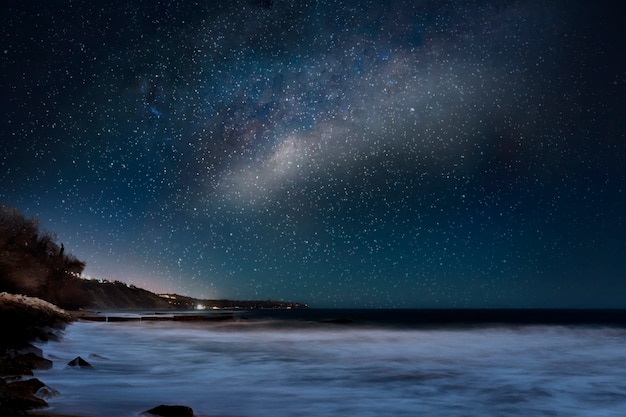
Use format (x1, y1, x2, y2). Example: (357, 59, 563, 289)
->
(73, 307, 626, 327)
(73, 309, 246, 323)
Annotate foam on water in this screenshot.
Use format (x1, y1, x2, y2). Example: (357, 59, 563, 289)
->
(35, 319, 626, 417)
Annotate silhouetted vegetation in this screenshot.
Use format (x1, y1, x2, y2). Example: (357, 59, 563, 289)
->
(0, 204, 306, 311)
(0, 204, 89, 309)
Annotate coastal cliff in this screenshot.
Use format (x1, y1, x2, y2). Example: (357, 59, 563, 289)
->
(1, 205, 306, 311)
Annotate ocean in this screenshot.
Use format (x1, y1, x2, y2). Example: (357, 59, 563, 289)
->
(34, 309, 626, 416)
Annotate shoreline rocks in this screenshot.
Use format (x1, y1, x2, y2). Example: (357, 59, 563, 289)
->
(0, 293, 73, 415)
(0, 293, 72, 351)
(1, 293, 197, 417)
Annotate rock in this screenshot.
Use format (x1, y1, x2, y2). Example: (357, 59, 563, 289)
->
(0, 294, 70, 415)
(7, 377, 45, 394)
(0, 293, 72, 350)
(67, 356, 93, 368)
(16, 352, 53, 371)
(1, 377, 49, 409)
(35, 384, 60, 400)
(0, 352, 53, 378)
(143, 404, 195, 417)
(88, 353, 108, 360)
(11, 344, 43, 358)
(0, 356, 33, 378)
(322, 317, 353, 324)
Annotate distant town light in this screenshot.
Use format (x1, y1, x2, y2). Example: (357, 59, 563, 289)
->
(196, 304, 206, 310)
(159, 294, 176, 299)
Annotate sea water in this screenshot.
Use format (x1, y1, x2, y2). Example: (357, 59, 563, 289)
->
(34, 312, 626, 417)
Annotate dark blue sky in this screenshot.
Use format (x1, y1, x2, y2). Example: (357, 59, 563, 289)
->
(2, 1, 625, 308)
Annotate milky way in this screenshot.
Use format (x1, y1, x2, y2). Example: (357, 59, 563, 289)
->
(1, 1, 625, 307)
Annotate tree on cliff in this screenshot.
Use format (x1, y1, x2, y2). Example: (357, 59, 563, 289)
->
(0, 204, 89, 309)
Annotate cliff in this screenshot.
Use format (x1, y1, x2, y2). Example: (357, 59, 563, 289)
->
(1, 204, 306, 312)
(78, 279, 173, 310)
(0, 204, 87, 310)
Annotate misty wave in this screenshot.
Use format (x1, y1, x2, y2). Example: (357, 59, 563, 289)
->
(35, 320, 626, 417)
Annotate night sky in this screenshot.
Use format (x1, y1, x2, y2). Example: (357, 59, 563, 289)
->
(1, 1, 625, 308)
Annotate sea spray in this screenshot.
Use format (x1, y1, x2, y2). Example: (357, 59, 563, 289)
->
(35, 316, 626, 417)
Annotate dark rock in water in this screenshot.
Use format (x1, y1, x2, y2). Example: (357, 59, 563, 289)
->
(12, 344, 43, 358)
(1, 352, 53, 378)
(67, 356, 93, 368)
(16, 352, 53, 371)
(6, 377, 45, 394)
(144, 404, 195, 417)
(35, 384, 60, 400)
(0, 377, 49, 410)
(88, 353, 108, 360)
(322, 317, 353, 324)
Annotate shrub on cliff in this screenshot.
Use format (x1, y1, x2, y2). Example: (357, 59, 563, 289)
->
(0, 204, 90, 309)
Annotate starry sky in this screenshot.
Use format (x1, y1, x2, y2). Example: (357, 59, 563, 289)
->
(1, 1, 625, 308)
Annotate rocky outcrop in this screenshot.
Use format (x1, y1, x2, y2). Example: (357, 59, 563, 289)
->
(0, 293, 72, 415)
(1, 351, 52, 377)
(0, 377, 49, 413)
(0, 293, 72, 350)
